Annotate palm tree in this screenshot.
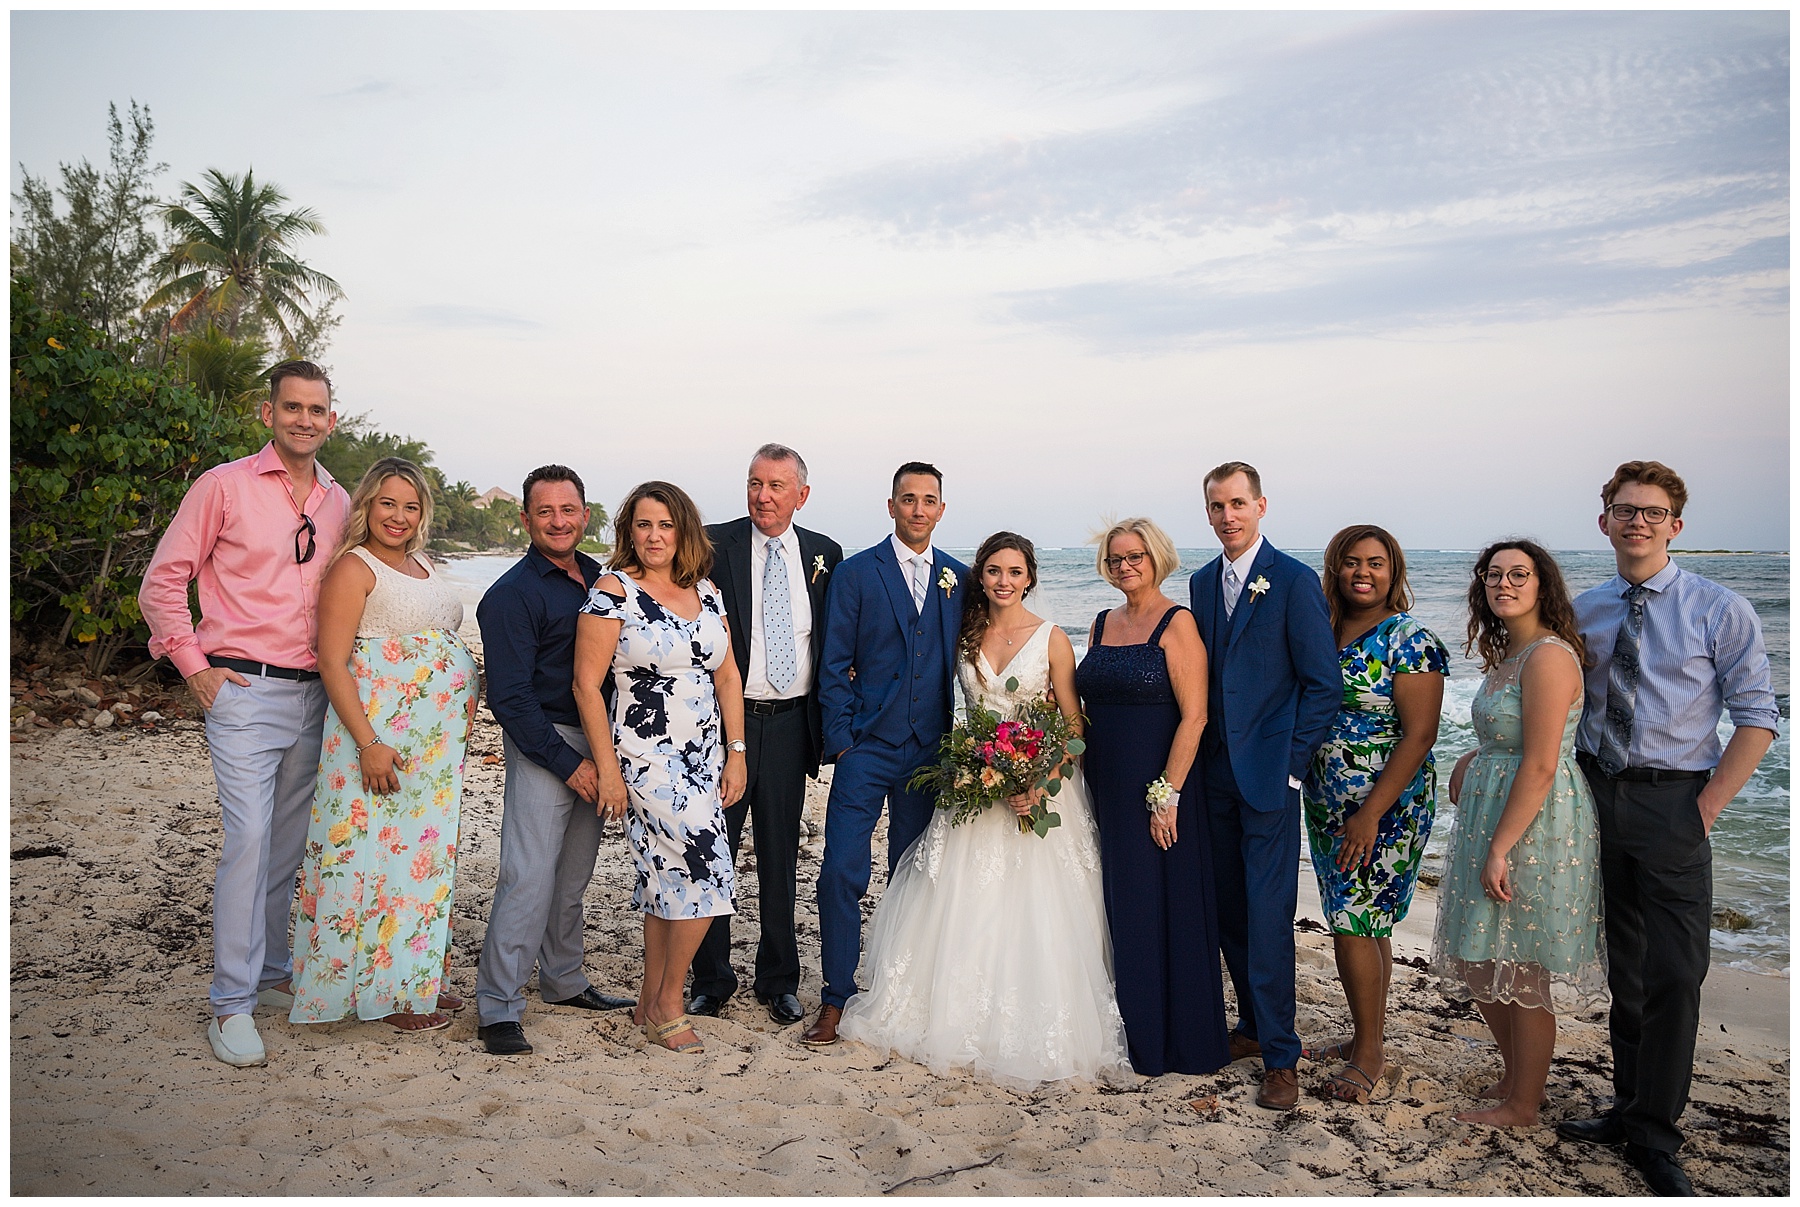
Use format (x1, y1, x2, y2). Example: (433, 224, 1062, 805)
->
(145, 168, 343, 358)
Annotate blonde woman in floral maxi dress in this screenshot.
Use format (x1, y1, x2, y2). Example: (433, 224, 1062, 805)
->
(288, 458, 480, 1032)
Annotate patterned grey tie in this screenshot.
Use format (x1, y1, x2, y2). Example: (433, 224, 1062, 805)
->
(1224, 563, 1241, 620)
(910, 555, 929, 614)
(1597, 584, 1649, 777)
(763, 541, 796, 693)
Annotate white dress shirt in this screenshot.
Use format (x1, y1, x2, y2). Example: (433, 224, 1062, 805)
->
(744, 524, 813, 701)
(889, 533, 934, 613)
(1221, 535, 1265, 615)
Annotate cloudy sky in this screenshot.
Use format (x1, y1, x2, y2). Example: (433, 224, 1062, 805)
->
(11, 10, 1790, 551)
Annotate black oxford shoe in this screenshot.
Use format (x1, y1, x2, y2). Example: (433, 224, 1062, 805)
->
(1556, 1113, 1628, 1146)
(547, 987, 636, 1011)
(1625, 1144, 1695, 1196)
(687, 992, 730, 1018)
(478, 1021, 533, 1056)
(759, 992, 805, 1025)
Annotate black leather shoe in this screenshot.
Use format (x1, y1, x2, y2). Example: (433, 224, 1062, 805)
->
(687, 992, 730, 1017)
(1625, 1143, 1695, 1196)
(1556, 1113, 1628, 1146)
(546, 987, 635, 1011)
(478, 1021, 533, 1055)
(758, 992, 805, 1025)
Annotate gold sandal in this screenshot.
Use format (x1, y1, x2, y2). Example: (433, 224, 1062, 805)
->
(648, 1015, 704, 1054)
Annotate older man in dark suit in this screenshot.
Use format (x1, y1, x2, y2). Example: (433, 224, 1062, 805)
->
(688, 444, 843, 1026)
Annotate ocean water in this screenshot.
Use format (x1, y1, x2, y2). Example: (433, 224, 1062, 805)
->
(440, 546, 1789, 974)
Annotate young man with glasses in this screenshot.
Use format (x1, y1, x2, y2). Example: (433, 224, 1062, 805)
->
(140, 360, 351, 1068)
(1558, 460, 1778, 1195)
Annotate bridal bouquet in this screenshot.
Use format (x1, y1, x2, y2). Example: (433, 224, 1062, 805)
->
(909, 677, 1085, 838)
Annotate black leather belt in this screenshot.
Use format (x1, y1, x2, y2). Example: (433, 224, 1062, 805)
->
(1576, 751, 1709, 784)
(208, 655, 322, 682)
(745, 696, 806, 716)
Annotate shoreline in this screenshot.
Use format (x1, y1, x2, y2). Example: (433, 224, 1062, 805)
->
(10, 687, 1790, 1194)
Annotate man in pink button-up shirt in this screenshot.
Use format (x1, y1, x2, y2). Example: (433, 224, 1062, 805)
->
(139, 359, 351, 1068)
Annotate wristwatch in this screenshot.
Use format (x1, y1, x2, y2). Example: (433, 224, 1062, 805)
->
(728, 740, 747, 754)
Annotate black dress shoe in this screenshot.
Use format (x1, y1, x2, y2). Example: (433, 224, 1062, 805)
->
(687, 992, 730, 1017)
(1625, 1143, 1695, 1196)
(1556, 1113, 1628, 1146)
(758, 992, 805, 1025)
(478, 1021, 533, 1055)
(546, 987, 636, 1011)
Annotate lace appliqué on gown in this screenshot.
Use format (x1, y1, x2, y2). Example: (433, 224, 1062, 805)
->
(838, 623, 1133, 1089)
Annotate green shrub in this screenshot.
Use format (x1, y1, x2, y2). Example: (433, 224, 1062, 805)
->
(10, 276, 263, 672)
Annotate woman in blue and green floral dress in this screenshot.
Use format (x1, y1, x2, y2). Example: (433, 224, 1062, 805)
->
(1301, 525, 1447, 1103)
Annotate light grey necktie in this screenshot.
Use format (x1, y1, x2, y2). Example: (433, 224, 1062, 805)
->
(910, 555, 929, 614)
(763, 540, 796, 693)
(1224, 563, 1241, 620)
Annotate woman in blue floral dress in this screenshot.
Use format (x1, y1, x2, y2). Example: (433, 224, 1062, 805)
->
(1301, 525, 1447, 1103)
(574, 481, 747, 1056)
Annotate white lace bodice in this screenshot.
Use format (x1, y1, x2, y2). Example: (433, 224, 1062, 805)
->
(959, 621, 1055, 715)
(349, 546, 464, 638)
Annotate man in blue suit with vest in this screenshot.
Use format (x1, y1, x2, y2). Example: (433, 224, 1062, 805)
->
(1189, 461, 1339, 1110)
(802, 462, 967, 1046)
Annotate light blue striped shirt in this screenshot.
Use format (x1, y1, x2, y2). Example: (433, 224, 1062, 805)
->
(1574, 559, 1781, 771)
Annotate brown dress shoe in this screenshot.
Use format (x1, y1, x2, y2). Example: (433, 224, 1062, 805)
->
(1255, 1067, 1299, 1111)
(800, 1003, 842, 1047)
(1227, 1030, 1263, 1062)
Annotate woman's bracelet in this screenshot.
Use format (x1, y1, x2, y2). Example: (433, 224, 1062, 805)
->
(356, 737, 385, 755)
(1145, 776, 1178, 814)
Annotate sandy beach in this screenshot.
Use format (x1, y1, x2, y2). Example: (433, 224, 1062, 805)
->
(9, 631, 1790, 1196)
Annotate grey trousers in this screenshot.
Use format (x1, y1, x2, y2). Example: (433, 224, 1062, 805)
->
(202, 675, 328, 1017)
(475, 724, 607, 1025)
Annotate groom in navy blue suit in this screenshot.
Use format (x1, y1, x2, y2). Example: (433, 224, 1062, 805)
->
(802, 462, 967, 1046)
(1189, 461, 1339, 1110)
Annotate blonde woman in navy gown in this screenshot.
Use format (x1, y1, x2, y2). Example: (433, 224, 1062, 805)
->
(1073, 518, 1229, 1076)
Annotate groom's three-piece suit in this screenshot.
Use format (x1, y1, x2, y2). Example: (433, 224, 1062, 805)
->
(1190, 538, 1339, 1072)
(816, 537, 968, 1010)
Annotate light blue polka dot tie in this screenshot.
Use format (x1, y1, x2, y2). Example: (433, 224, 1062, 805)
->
(764, 542, 796, 693)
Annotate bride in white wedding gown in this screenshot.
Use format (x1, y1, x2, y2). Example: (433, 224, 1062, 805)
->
(838, 533, 1132, 1089)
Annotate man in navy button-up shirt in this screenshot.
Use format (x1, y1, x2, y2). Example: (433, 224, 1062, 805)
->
(473, 466, 633, 1054)
(1558, 460, 1778, 1194)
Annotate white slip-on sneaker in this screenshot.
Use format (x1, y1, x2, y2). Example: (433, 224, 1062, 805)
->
(256, 986, 295, 1010)
(208, 1014, 267, 1067)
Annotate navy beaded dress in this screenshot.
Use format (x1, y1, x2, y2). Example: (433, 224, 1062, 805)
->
(1074, 605, 1230, 1076)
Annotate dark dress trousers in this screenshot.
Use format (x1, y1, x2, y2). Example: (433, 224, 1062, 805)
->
(689, 517, 843, 1001)
(1189, 540, 1339, 1072)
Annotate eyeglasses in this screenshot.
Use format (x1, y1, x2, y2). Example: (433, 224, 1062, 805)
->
(1480, 567, 1533, 587)
(1607, 503, 1673, 525)
(1103, 551, 1150, 571)
(296, 514, 317, 565)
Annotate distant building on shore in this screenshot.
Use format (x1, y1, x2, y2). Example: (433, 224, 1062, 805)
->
(479, 486, 520, 508)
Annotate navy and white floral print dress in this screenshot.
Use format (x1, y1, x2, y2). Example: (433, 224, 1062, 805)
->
(581, 574, 735, 920)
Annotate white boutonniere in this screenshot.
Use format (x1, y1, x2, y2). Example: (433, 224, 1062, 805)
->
(937, 566, 956, 598)
(811, 554, 828, 583)
(1248, 575, 1271, 600)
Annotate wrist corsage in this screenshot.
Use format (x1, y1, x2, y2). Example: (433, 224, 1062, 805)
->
(1145, 776, 1178, 814)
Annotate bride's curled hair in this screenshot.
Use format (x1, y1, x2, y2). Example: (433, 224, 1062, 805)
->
(958, 531, 1038, 674)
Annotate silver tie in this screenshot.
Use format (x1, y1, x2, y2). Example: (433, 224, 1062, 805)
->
(1224, 563, 1241, 620)
(763, 541, 796, 693)
(910, 556, 929, 614)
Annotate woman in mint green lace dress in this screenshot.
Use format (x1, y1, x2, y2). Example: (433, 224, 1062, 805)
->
(1431, 540, 1606, 1129)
